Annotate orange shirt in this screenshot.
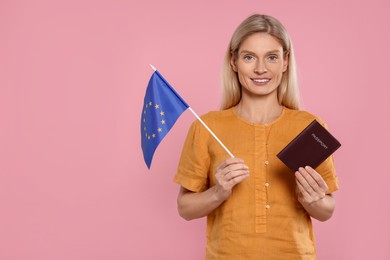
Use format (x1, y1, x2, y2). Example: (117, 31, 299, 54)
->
(174, 107, 339, 260)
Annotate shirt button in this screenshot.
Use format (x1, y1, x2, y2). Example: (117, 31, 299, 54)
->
(264, 160, 269, 165)
(265, 204, 270, 209)
(265, 182, 269, 187)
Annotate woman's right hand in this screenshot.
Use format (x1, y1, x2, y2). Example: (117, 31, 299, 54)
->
(214, 157, 250, 201)
(177, 157, 249, 221)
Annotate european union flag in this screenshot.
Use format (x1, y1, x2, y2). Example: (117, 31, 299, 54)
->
(141, 70, 189, 168)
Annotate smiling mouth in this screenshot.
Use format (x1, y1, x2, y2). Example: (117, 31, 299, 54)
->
(252, 78, 271, 84)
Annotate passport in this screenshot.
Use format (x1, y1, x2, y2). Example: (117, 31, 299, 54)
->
(277, 119, 341, 172)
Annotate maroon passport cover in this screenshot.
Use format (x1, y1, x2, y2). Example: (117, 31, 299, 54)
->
(277, 120, 341, 172)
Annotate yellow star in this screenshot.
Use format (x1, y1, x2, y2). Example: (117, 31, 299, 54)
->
(152, 133, 156, 138)
(143, 118, 145, 122)
(144, 126, 146, 131)
(144, 110, 146, 114)
(160, 111, 164, 116)
(148, 135, 150, 140)
(161, 119, 165, 124)
(145, 133, 147, 137)
(158, 128, 162, 132)
(149, 101, 152, 106)
(145, 104, 148, 108)
(155, 104, 159, 109)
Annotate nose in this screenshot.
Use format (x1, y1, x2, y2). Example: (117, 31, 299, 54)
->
(254, 60, 267, 74)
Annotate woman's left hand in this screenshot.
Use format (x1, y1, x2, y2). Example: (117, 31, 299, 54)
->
(295, 166, 328, 205)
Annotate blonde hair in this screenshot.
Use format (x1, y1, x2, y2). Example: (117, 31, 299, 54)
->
(221, 14, 300, 110)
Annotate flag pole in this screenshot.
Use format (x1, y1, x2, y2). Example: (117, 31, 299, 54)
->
(149, 64, 234, 158)
(187, 107, 234, 158)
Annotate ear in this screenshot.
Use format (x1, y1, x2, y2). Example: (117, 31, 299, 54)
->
(230, 52, 237, 72)
(282, 52, 289, 72)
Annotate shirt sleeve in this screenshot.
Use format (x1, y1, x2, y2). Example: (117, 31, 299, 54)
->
(316, 155, 339, 194)
(173, 120, 211, 192)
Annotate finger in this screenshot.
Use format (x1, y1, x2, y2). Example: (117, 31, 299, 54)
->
(224, 163, 249, 176)
(296, 180, 310, 199)
(296, 168, 328, 203)
(216, 157, 245, 171)
(297, 182, 310, 195)
(216, 169, 249, 194)
(215, 165, 249, 185)
(295, 169, 324, 199)
(297, 167, 322, 193)
(223, 169, 250, 189)
(295, 170, 314, 193)
(305, 166, 329, 191)
(228, 172, 250, 187)
(225, 168, 249, 180)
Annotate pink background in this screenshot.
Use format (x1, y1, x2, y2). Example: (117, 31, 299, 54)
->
(1, 0, 389, 259)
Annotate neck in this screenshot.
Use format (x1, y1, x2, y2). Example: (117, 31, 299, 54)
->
(235, 95, 283, 124)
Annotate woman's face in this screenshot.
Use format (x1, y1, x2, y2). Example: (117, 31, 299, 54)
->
(231, 32, 288, 99)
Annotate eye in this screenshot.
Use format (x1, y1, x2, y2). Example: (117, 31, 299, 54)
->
(243, 55, 255, 62)
(267, 55, 279, 62)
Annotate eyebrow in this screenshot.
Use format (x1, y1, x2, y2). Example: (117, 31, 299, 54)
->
(239, 49, 282, 55)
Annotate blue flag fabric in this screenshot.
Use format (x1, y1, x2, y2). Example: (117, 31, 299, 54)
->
(141, 70, 189, 168)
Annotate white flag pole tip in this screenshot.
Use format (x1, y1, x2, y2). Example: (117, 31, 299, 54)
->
(149, 64, 157, 71)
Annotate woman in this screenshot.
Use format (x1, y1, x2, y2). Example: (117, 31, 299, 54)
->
(174, 14, 338, 259)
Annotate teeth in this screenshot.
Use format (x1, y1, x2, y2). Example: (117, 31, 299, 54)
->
(254, 79, 270, 83)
